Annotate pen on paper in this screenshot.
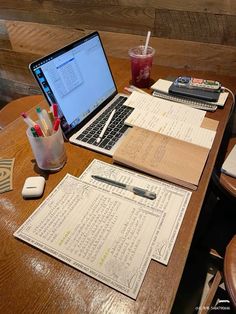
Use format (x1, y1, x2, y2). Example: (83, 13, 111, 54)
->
(96, 109, 116, 144)
(91, 175, 156, 200)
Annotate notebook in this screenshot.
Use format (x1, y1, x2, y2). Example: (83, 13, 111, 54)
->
(29, 31, 133, 156)
(151, 79, 229, 112)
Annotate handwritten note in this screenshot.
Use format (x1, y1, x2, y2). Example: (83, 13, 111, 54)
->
(124, 91, 206, 125)
(14, 160, 192, 298)
(125, 109, 216, 149)
(79, 160, 192, 264)
(14, 174, 158, 299)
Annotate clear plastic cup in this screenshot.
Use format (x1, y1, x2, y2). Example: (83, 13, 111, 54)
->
(26, 126, 67, 171)
(128, 45, 155, 88)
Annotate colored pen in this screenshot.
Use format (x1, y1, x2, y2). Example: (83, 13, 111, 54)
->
(53, 118, 61, 132)
(34, 124, 44, 137)
(21, 112, 36, 128)
(48, 110, 54, 124)
(30, 127, 39, 137)
(36, 107, 50, 136)
(52, 103, 58, 118)
(92, 175, 156, 200)
(96, 109, 116, 144)
(42, 109, 53, 130)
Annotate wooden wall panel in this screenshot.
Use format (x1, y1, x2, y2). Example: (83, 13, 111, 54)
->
(3, 21, 235, 77)
(0, 0, 235, 107)
(0, 20, 12, 49)
(154, 9, 236, 45)
(6, 21, 87, 55)
(0, 77, 39, 104)
(0, 2, 155, 34)
(119, 0, 236, 15)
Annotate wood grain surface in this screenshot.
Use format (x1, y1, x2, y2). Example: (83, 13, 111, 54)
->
(0, 57, 235, 314)
(0, 0, 236, 105)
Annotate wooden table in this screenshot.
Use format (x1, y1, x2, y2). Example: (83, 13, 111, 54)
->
(1, 57, 235, 314)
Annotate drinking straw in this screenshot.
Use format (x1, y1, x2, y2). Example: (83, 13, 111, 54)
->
(143, 31, 151, 55)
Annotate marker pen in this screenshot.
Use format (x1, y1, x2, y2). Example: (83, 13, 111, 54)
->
(34, 124, 45, 137)
(30, 127, 39, 137)
(36, 107, 50, 136)
(21, 112, 36, 128)
(47, 110, 54, 124)
(42, 109, 53, 130)
(52, 103, 58, 118)
(53, 118, 61, 132)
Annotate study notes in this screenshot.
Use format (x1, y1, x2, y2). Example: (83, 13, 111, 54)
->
(124, 91, 217, 149)
(113, 127, 210, 190)
(14, 159, 191, 298)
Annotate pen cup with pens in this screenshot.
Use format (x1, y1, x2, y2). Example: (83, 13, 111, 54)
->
(24, 104, 67, 171)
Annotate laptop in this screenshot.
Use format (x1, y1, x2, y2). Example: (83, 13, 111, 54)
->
(29, 31, 133, 156)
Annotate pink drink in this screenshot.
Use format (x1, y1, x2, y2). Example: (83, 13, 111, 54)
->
(128, 46, 155, 88)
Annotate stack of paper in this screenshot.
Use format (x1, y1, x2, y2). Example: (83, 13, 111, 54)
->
(123, 91, 217, 149)
(14, 159, 191, 299)
(111, 92, 219, 190)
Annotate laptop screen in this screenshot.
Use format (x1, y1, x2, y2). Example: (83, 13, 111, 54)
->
(30, 32, 117, 135)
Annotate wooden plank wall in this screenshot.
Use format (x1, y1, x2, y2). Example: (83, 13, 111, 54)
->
(0, 0, 236, 105)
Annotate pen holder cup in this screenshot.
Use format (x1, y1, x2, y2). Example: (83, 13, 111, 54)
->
(26, 126, 67, 171)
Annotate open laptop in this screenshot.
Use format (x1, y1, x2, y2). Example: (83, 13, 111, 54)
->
(29, 31, 133, 156)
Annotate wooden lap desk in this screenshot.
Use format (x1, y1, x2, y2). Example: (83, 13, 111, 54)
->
(1, 57, 235, 314)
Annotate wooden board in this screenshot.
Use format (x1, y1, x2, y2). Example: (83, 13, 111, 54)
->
(0, 0, 236, 106)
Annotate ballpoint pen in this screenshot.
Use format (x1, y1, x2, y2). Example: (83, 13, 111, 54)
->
(91, 175, 156, 200)
(96, 109, 116, 144)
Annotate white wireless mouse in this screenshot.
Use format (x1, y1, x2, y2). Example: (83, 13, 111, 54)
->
(22, 176, 46, 199)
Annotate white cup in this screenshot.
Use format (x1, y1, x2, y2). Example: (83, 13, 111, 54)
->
(27, 126, 67, 171)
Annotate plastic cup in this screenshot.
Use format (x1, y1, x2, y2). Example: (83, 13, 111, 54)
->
(26, 126, 67, 171)
(128, 45, 155, 88)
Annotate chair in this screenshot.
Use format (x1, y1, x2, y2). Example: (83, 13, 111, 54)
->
(0, 95, 43, 129)
(199, 235, 236, 313)
(212, 136, 236, 201)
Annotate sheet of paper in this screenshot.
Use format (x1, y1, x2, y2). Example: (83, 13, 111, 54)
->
(124, 91, 206, 125)
(14, 174, 158, 299)
(125, 110, 216, 149)
(79, 159, 192, 264)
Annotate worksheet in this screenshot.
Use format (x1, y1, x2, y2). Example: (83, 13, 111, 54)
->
(14, 160, 192, 298)
(79, 159, 192, 264)
(14, 174, 158, 299)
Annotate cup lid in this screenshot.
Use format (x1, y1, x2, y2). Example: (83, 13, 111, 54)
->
(128, 45, 155, 58)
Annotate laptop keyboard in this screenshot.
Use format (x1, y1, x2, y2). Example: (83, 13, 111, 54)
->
(76, 96, 133, 150)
